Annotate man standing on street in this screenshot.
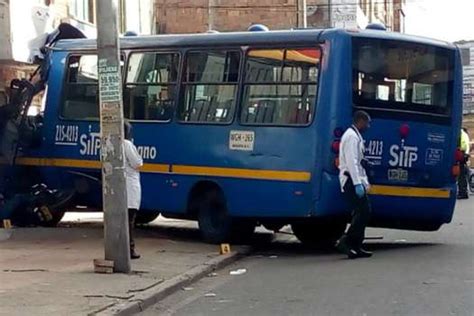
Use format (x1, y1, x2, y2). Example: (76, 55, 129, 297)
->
(336, 111, 373, 259)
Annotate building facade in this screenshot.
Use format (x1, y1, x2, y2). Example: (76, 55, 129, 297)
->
(0, 0, 153, 108)
(154, 0, 406, 34)
(455, 40, 474, 146)
(456, 41, 474, 115)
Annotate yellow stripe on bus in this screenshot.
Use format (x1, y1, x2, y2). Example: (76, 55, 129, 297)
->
(141, 163, 170, 174)
(369, 185, 451, 199)
(16, 157, 102, 169)
(9, 158, 453, 193)
(172, 165, 312, 182)
(15, 157, 171, 174)
(10, 157, 310, 182)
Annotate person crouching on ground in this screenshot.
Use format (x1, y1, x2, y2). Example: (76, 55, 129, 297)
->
(124, 121, 143, 259)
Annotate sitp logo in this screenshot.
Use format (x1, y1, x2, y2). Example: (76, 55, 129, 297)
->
(389, 144, 418, 168)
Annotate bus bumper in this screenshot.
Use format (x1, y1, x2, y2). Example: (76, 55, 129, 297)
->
(316, 172, 456, 231)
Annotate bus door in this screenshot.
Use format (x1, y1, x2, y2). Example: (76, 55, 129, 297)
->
(46, 53, 102, 207)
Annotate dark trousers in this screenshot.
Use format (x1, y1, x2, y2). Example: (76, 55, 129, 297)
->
(458, 161, 469, 197)
(342, 177, 372, 250)
(128, 209, 137, 252)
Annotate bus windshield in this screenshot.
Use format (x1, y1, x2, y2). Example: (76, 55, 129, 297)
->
(352, 38, 454, 116)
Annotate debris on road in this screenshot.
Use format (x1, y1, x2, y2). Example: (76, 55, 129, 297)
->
(207, 272, 218, 277)
(269, 255, 278, 259)
(204, 293, 217, 297)
(3, 269, 48, 272)
(182, 287, 194, 291)
(229, 268, 247, 276)
(127, 279, 165, 293)
(422, 279, 439, 285)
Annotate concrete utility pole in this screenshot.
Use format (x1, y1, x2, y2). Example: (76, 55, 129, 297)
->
(297, 0, 308, 28)
(208, 0, 215, 31)
(328, 0, 332, 28)
(96, 0, 131, 273)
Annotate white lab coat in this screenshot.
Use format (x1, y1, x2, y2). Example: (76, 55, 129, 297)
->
(339, 125, 370, 192)
(124, 139, 143, 210)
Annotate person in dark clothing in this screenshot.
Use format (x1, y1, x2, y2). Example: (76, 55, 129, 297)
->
(458, 128, 470, 199)
(336, 111, 373, 259)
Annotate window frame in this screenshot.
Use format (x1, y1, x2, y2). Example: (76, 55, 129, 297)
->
(177, 48, 243, 126)
(351, 37, 455, 119)
(124, 50, 182, 123)
(58, 52, 132, 122)
(239, 45, 322, 128)
(59, 53, 101, 122)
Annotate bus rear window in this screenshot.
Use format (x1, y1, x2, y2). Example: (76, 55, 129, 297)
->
(352, 38, 454, 116)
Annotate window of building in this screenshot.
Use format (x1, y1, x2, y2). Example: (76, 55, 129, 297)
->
(241, 48, 320, 126)
(178, 50, 241, 123)
(62, 55, 99, 120)
(124, 52, 180, 121)
(69, 0, 95, 24)
(461, 48, 471, 66)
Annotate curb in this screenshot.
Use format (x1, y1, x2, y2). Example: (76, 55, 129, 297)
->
(0, 228, 13, 242)
(95, 246, 251, 316)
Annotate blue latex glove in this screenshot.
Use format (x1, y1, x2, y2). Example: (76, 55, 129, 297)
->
(355, 184, 366, 198)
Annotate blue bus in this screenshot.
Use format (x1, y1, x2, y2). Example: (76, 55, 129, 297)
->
(2, 28, 463, 244)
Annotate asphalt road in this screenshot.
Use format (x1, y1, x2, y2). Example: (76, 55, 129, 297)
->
(142, 198, 474, 316)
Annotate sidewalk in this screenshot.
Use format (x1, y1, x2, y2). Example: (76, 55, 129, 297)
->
(0, 214, 243, 315)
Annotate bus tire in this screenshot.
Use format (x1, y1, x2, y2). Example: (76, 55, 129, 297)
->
(291, 220, 346, 248)
(135, 211, 160, 225)
(198, 189, 233, 244)
(197, 189, 255, 244)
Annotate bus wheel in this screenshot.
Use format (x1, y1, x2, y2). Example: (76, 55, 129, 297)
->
(135, 211, 160, 225)
(198, 189, 233, 244)
(291, 220, 346, 248)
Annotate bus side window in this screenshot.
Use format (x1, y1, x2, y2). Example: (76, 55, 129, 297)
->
(124, 52, 180, 121)
(178, 50, 241, 123)
(62, 55, 99, 120)
(241, 48, 320, 126)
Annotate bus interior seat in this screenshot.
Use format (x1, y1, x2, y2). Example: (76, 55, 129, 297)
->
(189, 99, 207, 121)
(296, 101, 312, 124)
(219, 99, 233, 121)
(287, 100, 299, 124)
(256, 100, 275, 124)
(244, 103, 258, 124)
(198, 99, 212, 121)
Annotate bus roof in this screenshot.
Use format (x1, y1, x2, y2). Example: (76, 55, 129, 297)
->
(52, 28, 457, 52)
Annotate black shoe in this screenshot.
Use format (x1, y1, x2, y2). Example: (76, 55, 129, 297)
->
(131, 250, 141, 260)
(335, 239, 358, 259)
(457, 194, 469, 200)
(356, 248, 373, 258)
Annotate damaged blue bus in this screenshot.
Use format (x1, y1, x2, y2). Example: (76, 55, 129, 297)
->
(0, 27, 463, 244)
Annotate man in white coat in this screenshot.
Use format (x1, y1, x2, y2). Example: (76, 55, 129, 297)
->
(335, 111, 373, 259)
(124, 122, 143, 259)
